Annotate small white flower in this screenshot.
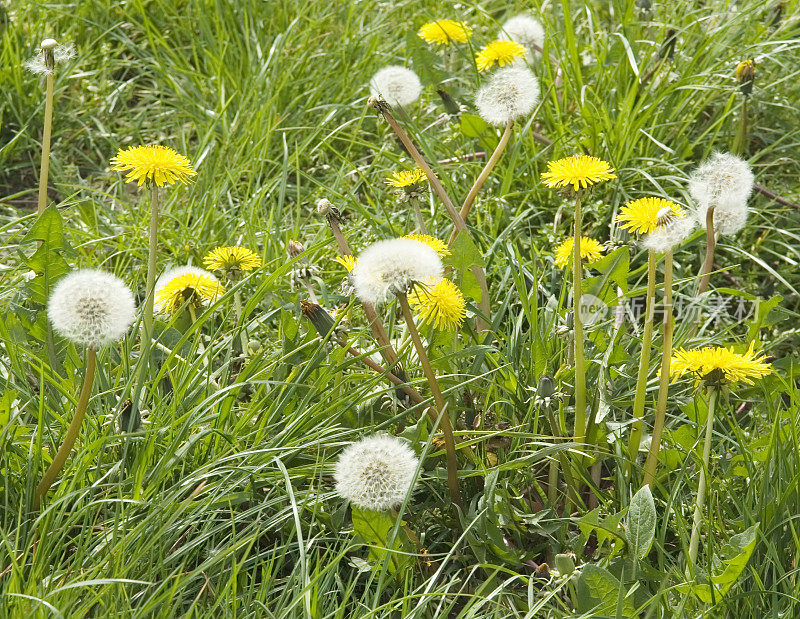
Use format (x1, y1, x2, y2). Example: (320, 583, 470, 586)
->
(688, 152, 754, 236)
(351, 238, 443, 306)
(475, 66, 540, 126)
(369, 66, 423, 108)
(640, 215, 697, 253)
(48, 269, 136, 349)
(334, 434, 420, 511)
(498, 14, 545, 59)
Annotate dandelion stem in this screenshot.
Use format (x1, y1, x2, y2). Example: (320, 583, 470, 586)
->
(232, 288, 249, 354)
(572, 194, 586, 447)
(688, 388, 718, 573)
(143, 185, 160, 346)
(733, 97, 748, 157)
(397, 293, 463, 512)
(628, 250, 656, 469)
(35, 347, 96, 508)
(644, 250, 674, 487)
(447, 121, 514, 247)
(698, 206, 716, 295)
(37, 53, 55, 215)
(410, 197, 429, 235)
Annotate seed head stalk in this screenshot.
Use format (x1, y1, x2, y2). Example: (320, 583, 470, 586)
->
(397, 292, 462, 512)
(37, 40, 57, 215)
(644, 250, 674, 486)
(687, 388, 718, 573)
(697, 206, 716, 295)
(35, 347, 97, 508)
(628, 250, 657, 468)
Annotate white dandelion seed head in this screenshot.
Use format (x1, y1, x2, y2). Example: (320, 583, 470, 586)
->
(48, 269, 136, 349)
(25, 56, 50, 75)
(334, 434, 420, 511)
(369, 66, 423, 108)
(54, 43, 76, 64)
(26, 40, 75, 76)
(498, 14, 545, 59)
(153, 265, 222, 315)
(351, 238, 443, 306)
(640, 215, 697, 253)
(688, 152, 754, 236)
(475, 66, 540, 126)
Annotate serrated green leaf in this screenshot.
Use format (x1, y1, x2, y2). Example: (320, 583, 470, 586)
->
(577, 564, 635, 616)
(627, 485, 656, 560)
(351, 506, 409, 574)
(448, 230, 486, 270)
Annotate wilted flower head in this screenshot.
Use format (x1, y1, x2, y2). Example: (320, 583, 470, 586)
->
(475, 66, 540, 126)
(203, 246, 261, 276)
(334, 434, 420, 511)
(688, 152, 754, 236)
(369, 66, 423, 108)
(154, 266, 225, 315)
(409, 278, 466, 330)
(735, 59, 756, 96)
(25, 38, 75, 76)
(350, 238, 443, 306)
(418, 19, 472, 45)
(498, 15, 545, 58)
(541, 155, 616, 192)
(475, 40, 526, 72)
(110, 145, 197, 187)
(48, 269, 136, 349)
(554, 236, 604, 269)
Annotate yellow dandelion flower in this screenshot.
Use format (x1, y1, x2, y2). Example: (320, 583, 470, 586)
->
(541, 155, 616, 192)
(669, 342, 772, 386)
(554, 236, 604, 269)
(334, 255, 357, 272)
(154, 266, 225, 315)
(616, 197, 685, 235)
(402, 234, 451, 257)
(409, 278, 466, 330)
(475, 40, 526, 72)
(735, 59, 756, 82)
(386, 168, 428, 188)
(418, 20, 472, 45)
(203, 246, 262, 273)
(110, 145, 197, 187)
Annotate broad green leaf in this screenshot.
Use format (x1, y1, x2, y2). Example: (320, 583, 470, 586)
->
(351, 506, 410, 574)
(459, 113, 489, 139)
(406, 30, 446, 86)
(448, 230, 486, 270)
(576, 564, 635, 616)
(626, 485, 656, 560)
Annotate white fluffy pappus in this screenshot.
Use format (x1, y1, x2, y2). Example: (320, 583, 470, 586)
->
(334, 434, 420, 511)
(688, 152, 754, 236)
(475, 66, 540, 126)
(641, 215, 697, 253)
(25, 42, 76, 76)
(498, 14, 545, 59)
(351, 238, 443, 306)
(369, 66, 423, 108)
(48, 269, 136, 349)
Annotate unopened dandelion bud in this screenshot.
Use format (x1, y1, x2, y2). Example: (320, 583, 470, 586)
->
(657, 29, 677, 60)
(300, 300, 338, 341)
(287, 240, 305, 258)
(735, 59, 756, 96)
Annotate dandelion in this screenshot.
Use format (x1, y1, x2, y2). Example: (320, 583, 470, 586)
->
(37, 268, 136, 508)
(203, 246, 262, 275)
(154, 266, 225, 316)
(735, 59, 756, 96)
(350, 238, 443, 306)
(475, 40, 526, 72)
(541, 155, 616, 192)
(386, 168, 427, 189)
(409, 278, 466, 330)
(498, 14, 545, 58)
(617, 197, 684, 235)
(402, 234, 451, 257)
(417, 19, 472, 45)
(475, 66, 540, 126)
(48, 269, 136, 349)
(369, 66, 422, 108)
(111, 145, 197, 187)
(334, 434, 420, 511)
(554, 236, 604, 269)
(25, 39, 75, 76)
(670, 343, 772, 386)
(641, 211, 696, 253)
(334, 255, 357, 272)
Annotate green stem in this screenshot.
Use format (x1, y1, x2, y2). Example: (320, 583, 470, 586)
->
(643, 250, 674, 487)
(733, 97, 748, 156)
(698, 206, 716, 295)
(628, 250, 656, 468)
(688, 388, 718, 572)
(410, 197, 429, 235)
(398, 293, 463, 512)
(35, 347, 96, 508)
(233, 288, 249, 354)
(37, 72, 54, 215)
(572, 194, 586, 446)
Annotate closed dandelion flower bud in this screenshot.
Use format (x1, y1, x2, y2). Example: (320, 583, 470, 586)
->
(688, 152, 754, 236)
(154, 266, 224, 315)
(369, 66, 423, 108)
(735, 59, 756, 96)
(334, 434, 420, 511)
(475, 66, 540, 126)
(287, 240, 305, 258)
(48, 269, 136, 349)
(498, 15, 545, 59)
(351, 238, 443, 306)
